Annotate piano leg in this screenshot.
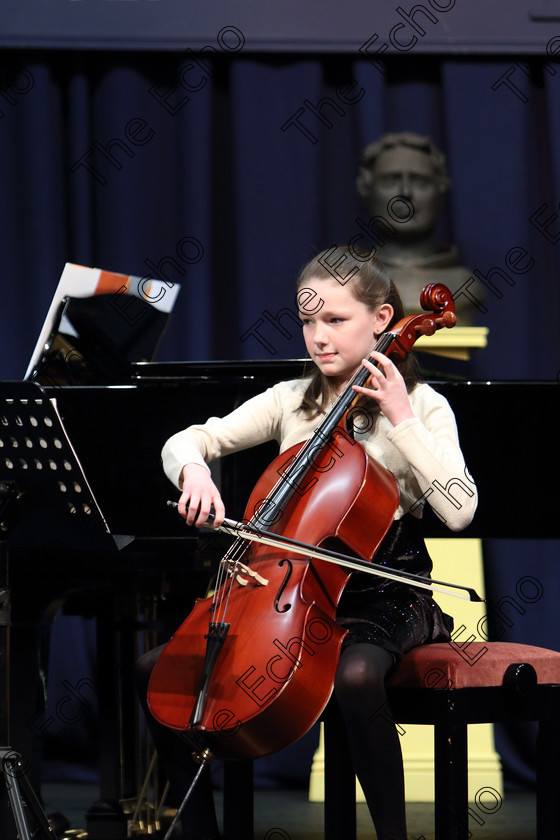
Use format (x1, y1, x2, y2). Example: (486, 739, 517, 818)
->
(0, 591, 48, 840)
(86, 598, 142, 840)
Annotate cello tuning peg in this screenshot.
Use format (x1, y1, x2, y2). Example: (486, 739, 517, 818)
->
(436, 311, 457, 328)
(414, 317, 437, 337)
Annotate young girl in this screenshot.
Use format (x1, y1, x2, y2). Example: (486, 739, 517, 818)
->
(139, 246, 477, 840)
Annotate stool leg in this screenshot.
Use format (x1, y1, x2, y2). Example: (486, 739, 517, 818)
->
(323, 704, 356, 840)
(536, 718, 560, 840)
(434, 711, 468, 840)
(223, 759, 253, 840)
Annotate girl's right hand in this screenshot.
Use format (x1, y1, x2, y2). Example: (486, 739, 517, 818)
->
(178, 463, 226, 528)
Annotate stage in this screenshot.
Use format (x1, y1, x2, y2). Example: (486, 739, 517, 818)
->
(42, 780, 536, 839)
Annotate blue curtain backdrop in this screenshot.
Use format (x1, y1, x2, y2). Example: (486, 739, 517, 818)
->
(1, 48, 559, 790)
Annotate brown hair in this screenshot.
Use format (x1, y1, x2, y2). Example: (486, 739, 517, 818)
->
(296, 246, 421, 418)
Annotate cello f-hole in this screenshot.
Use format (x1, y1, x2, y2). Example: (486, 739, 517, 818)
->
(274, 559, 293, 613)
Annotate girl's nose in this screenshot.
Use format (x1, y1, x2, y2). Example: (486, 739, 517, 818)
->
(313, 324, 328, 345)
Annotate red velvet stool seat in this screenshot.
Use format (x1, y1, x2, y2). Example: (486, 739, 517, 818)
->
(323, 642, 560, 840)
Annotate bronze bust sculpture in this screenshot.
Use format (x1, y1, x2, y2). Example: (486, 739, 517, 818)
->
(356, 132, 476, 324)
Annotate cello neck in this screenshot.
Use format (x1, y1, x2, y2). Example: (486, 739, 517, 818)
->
(248, 332, 395, 531)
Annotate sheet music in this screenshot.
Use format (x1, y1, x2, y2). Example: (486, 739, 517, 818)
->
(25, 263, 180, 379)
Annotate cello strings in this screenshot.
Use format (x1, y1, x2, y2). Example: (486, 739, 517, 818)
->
(241, 333, 390, 532)
(207, 332, 394, 625)
(209, 536, 251, 624)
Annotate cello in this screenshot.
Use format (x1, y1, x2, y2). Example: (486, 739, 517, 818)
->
(147, 283, 477, 764)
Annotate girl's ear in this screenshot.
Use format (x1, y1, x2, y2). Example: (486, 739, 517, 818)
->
(374, 303, 393, 336)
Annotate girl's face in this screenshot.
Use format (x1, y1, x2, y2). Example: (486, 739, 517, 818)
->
(298, 276, 393, 389)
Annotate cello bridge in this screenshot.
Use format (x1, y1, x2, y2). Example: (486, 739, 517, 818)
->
(223, 558, 268, 587)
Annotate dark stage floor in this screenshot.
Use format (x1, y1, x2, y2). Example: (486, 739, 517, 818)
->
(41, 781, 538, 839)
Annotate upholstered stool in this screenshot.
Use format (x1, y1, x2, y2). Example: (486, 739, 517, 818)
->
(322, 641, 560, 840)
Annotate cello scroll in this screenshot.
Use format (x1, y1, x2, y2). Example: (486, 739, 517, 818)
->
(381, 281, 456, 362)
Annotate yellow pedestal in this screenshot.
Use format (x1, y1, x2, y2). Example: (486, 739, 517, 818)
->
(416, 326, 488, 360)
(309, 538, 503, 803)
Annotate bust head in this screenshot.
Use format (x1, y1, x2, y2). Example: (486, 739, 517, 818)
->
(357, 133, 450, 244)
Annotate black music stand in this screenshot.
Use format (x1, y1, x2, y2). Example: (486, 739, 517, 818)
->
(0, 380, 130, 551)
(0, 380, 132, 840)
(0, 749, 56, 840)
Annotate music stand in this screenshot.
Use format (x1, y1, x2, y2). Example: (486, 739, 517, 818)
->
(0, 749, 56, 840)
(0, 380, 132, 840)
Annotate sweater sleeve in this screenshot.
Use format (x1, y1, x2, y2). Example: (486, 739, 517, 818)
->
(386, 386, 477, 532)
(161, 381, 298, 489)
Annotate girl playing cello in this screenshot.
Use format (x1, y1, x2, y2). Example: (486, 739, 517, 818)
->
(137, 246, 477, 840)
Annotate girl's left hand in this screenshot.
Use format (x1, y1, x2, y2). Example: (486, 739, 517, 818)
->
(352, 351, 415, 427)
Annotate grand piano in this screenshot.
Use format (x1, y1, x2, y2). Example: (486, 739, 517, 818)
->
(1, 347, 558, 838)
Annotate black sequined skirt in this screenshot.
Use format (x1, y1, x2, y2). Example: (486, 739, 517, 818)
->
(336, 515, 453, 661)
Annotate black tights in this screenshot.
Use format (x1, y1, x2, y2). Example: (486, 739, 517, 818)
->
(137, 643, 406, 840)
(334, 643, 407, 840)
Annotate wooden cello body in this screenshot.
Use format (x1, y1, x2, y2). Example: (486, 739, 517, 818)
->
(147, 429, 399, 759)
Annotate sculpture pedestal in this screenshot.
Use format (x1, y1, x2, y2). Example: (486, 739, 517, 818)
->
(415, 326, 488, 360)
